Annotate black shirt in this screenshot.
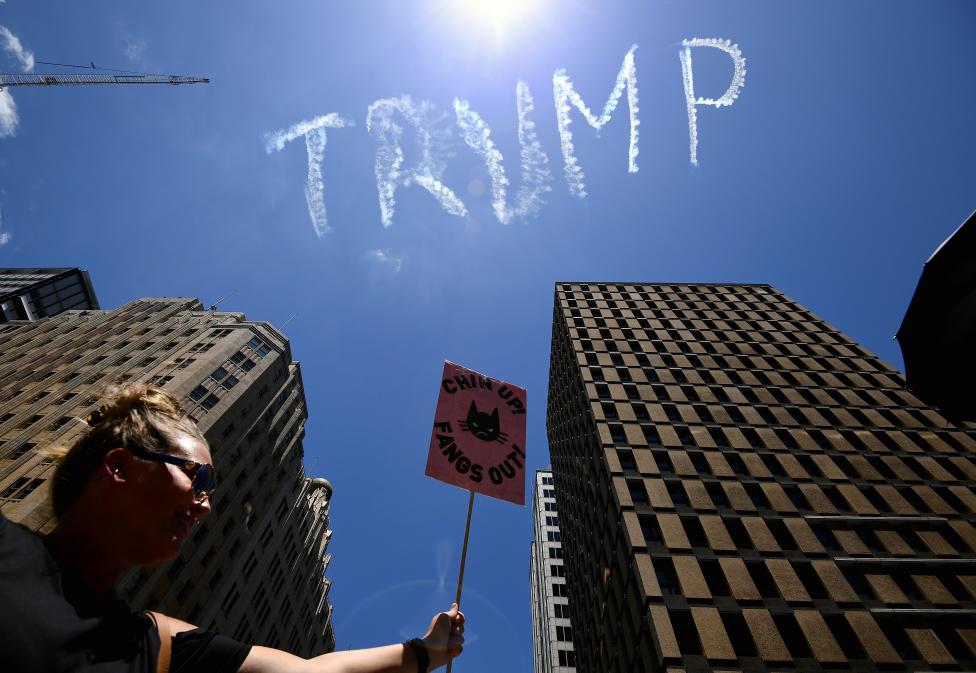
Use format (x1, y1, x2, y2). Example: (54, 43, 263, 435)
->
(0, 511, 251, 672)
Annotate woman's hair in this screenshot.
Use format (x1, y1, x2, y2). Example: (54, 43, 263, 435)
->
(47, 383, 207, 518)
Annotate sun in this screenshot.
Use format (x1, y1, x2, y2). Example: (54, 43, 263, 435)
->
(439, 0, 548, 42)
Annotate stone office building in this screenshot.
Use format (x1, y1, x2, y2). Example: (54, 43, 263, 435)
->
(0, 296, 335, 656)
(531, 469, 577, 673)
(546, 281, 976, 673)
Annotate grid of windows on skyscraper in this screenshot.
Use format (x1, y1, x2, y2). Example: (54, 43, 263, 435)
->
(546, 282, 976, 673)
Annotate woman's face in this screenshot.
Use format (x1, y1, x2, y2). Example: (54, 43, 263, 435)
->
(123, 434, 214, 565)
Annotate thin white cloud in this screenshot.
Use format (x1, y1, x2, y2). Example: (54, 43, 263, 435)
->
(0, 25, 33, 72)
(553, 44, 639, 198)
(366, 96, 467, 227)
(0, 25, 31, 140)
(0, 205, 10, 246)
(264, 113, 352, 238)
(123, 37, 147, 62)
(364, 248, 402, 273)
(680, 38, 747, 166)
(0, 89, 18, 138)
(454, 81, 551, 225)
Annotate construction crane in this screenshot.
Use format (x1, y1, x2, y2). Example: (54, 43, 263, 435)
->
(0, 73, 208, 90)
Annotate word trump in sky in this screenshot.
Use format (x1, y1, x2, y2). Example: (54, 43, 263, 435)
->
(265, 39, 746, 239)
(426, 361, 527, 505)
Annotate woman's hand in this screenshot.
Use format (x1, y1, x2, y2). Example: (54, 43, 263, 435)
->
(421, 603, 465, 669)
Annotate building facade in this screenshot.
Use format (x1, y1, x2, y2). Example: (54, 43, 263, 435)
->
(0, 267, 99, 322)
(546, 282, 976, 673)
(531, 469, 577, 673)
(0, 297, 335, 656)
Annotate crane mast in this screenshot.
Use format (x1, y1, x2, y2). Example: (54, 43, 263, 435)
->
(0, 73, 209, 89)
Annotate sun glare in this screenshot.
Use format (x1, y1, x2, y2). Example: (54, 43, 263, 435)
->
(440, 0, 547, 42)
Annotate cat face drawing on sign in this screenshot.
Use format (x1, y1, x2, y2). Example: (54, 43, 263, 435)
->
(459, 401, 508, 444)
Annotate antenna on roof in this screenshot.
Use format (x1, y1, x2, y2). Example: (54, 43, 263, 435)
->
(209, 289, 237, 312)
(281, 312, 299, 329)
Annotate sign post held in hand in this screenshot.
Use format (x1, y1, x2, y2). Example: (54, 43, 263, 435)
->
(426, 360, 526, 670)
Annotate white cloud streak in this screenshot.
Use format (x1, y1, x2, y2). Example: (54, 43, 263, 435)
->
(366, 96, 467, 227)
(454, 81, 551, 225)
(0, 25, 33, 72)
(264, 113, 352, 238)
(680, 38, 747, 166)
(553, 44, 639, 198)
(0, 25, 31, 139)
(0, 205, 9, 246)
(123, 37, 147, 62)
(365, 248, 402, 273)
(0, 89, 18, 138)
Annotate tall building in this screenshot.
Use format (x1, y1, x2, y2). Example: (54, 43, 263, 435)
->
(546, 282, 976, 673)
(0, 267, 99, 322)
(0, 297, 335, 656)
(531, 469, 577, 673)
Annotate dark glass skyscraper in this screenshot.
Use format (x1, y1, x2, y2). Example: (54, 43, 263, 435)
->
(546, 282, 976, 672)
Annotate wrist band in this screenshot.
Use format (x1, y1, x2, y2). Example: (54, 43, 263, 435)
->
(405, 638, 429, 673)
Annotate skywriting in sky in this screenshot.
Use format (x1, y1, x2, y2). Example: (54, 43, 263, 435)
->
(265, 38, 747, 239)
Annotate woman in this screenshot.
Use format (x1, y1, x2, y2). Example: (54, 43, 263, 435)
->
(0, 384, 464, 672)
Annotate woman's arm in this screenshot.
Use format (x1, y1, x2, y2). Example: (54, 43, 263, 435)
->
(237, 603, 464, 673)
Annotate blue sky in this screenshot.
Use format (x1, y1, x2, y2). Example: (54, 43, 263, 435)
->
(3, 0, 976, 668)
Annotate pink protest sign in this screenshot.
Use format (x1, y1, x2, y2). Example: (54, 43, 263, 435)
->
(426, 361, 527, 505)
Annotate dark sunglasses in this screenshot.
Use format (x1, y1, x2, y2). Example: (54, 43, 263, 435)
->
(127, 445, 217, 503)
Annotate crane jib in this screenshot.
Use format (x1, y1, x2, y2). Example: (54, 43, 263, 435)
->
(0, 73, 209, 89)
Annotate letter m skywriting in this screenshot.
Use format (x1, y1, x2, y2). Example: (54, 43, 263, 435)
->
(553, 45, 639, 198)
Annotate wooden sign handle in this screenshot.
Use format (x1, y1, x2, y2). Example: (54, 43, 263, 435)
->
(446, 490, 475, 673)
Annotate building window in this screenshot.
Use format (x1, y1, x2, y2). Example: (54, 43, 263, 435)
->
(670, 610, 703, 655)
(210, 366, 228, 382)
(0, 477, 30, 499)
(639, 516, 663, 544)
(618, 450, 637, 471)
(667, 481, 689, 506)
(642, 426, 661, 445)
(222, 375, 239, 391)
(189, 385, 207, 401)
(655, 558, 679, 596)
(200, 394, 220, 411)
(0, 477, 43, 501)
(628, 481, 648, 505)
